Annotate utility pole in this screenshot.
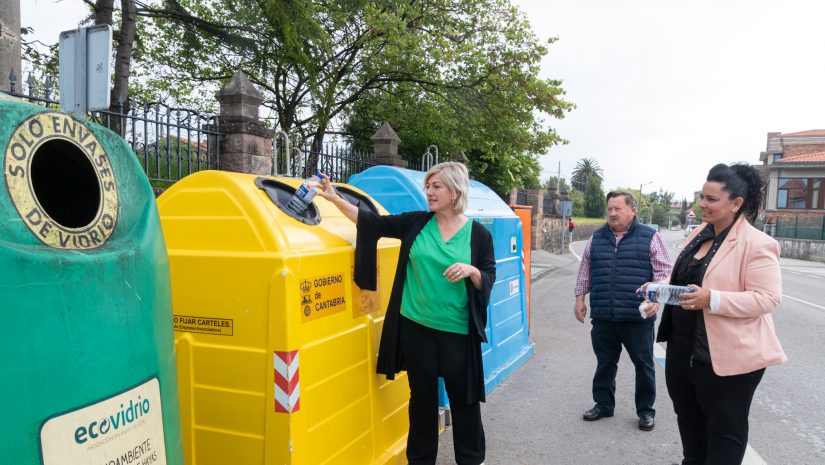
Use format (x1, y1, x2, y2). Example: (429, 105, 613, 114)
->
(0, 0, 22, 93)
(558, 161, 566, 254)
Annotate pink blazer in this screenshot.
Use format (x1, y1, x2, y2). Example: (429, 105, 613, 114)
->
(686, 216, 787, 376)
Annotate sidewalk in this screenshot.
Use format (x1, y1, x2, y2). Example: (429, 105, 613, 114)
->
(433, 237, 823, 464)
(435, 245, 683, 465)
(529, 248, 580, 283)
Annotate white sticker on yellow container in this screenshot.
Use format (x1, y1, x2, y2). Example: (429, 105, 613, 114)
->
(300, 273, 347, 322)
(40, 378, 167, 465)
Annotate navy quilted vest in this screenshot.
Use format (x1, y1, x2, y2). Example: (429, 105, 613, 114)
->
(590, 219, 655, 322)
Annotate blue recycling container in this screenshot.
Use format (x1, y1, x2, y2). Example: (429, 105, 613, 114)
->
(349, 166, 534, 400)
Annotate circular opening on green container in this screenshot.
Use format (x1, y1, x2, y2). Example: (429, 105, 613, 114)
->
(30, 139, 101, 229)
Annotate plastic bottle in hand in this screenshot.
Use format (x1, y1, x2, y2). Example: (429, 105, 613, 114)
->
(638, 283, 693, 305)
(285, 171, 322, 215)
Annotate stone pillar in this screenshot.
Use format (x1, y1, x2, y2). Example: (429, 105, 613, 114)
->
(508, 188, 518, 206)
(526, 188, 544, 250)
(0, 0, 21, 93)
(371, 122, 406, 167)
(214, 71, 274, 175)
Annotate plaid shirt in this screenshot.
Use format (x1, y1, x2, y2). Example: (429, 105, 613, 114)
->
(574, 229, 672, 296)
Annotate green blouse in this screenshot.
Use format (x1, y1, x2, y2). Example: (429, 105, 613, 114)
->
(400, 216, 472, 334)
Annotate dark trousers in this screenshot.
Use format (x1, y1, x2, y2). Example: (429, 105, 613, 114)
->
(399, 316, 485, 465)
(590, 319, 656, 417)
(665, 344, 765, 465)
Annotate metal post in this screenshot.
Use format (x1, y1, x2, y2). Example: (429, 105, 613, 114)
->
(73, 27, 88, 115)
(422, 145, 438, 171)
(273, 129, 289, 176)
(557, 161, 564, 254)
(794, 215, 799, 239)
(820, 215, 825, 241)
(8, 68, 16, 93)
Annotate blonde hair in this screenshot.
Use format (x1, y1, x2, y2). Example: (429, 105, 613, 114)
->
(424, 162, 470, 213)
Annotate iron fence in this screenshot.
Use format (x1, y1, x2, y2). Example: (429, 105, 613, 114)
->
(516, 189, 528, 206)
(5, 69, 222, 188)
(272, 141, 377, 183)
(756, 214, 825, 241)
(543, 194, 557, 216)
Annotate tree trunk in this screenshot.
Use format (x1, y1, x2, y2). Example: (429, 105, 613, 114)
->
(94, 0, 114, 26)
(109, 0, 136, 135)
(307, 122, 328, 178)
(94, 0, 135, 136)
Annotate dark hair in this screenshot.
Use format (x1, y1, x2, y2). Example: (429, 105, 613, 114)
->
(606, 190, 637, 209)
(706, 163, 765, 222)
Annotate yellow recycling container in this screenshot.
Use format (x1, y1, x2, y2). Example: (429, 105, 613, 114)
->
(157, 171, 409, 465)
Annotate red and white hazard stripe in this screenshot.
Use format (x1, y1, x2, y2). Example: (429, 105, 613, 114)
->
(274, 350, 300, 413)
(521, 250, 526, 276)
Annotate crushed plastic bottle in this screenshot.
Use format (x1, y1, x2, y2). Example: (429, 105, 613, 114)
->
(285, 171, 322, 215)
(638, 283, 693, 305)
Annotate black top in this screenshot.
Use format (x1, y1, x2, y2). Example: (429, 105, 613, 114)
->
(353, 209, 496, 403)
(657, 223, 731, 364)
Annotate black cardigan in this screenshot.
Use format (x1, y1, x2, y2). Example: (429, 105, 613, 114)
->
(354, 209, 497, 403)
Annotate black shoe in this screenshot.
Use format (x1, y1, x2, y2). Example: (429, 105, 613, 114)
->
(583, 405, 613, 421)
(638, 415, 655, 431)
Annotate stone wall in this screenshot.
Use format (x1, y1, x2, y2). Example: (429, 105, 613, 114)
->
(776, 238, 825, 263)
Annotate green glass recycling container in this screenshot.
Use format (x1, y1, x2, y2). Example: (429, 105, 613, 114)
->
(0, 96, 183, 465)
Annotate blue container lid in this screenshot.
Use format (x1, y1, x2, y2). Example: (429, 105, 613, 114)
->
(348, 166, 515, 218)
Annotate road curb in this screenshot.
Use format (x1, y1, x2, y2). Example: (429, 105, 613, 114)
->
(531, 266, 558, 283)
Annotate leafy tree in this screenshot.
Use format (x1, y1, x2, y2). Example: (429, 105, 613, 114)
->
(135, 0, 572, 178)
(583, 178, 606, 218)
(85, 0, 137, 134)
(571, 157, 604, 192)
(570, 189, 585, 217)
(544, 176, 571, 193)
(693, 197, 703, 223)
(25, 0, 573, 188)
(637, 188, 674, 225)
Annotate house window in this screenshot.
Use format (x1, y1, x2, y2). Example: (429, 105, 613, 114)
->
(772, 153, 782, 163)
(812, 179, 821, 209)
(777, 178, 808, 209)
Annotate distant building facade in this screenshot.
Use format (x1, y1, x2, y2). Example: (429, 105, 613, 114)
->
(758, 130, 825, 222)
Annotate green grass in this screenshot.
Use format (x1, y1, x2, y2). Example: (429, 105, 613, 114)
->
(571, 216, 605, 225)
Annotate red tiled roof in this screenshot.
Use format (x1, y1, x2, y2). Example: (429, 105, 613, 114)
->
(780, 129, 825, 137)
(776, 151, 825, 163)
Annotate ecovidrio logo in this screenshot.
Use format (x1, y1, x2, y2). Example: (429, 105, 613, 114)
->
(73, 395, 151, 444)
(40, 378, 168, 465)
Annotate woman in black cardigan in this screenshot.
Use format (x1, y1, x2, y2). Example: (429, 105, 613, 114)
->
(318, 162, 495, 465)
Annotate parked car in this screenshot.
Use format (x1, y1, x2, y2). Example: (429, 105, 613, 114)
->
(642, 223, 660, 232)
(684, 224, 699, 237)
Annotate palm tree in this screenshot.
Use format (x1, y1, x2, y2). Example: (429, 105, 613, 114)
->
(571, 157, 604, 192)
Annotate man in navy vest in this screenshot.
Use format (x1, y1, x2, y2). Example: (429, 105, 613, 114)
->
(574, 191, 672, 431)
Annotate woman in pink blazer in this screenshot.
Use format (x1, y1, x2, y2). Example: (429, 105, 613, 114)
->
(653, 163, 786, 465)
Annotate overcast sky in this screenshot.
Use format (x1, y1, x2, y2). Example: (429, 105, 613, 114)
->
(515, 0, 825, 200)
(22, 0, 825, 201)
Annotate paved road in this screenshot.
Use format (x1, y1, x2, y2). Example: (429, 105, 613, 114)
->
(667, 229, 825, 465)
(433, 227, 825, 464)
